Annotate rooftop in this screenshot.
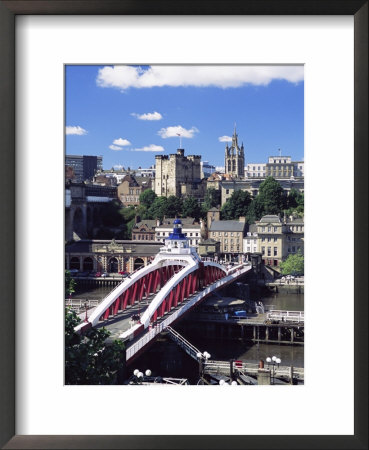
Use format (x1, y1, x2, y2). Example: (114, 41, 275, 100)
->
(209, 220, 246, 232)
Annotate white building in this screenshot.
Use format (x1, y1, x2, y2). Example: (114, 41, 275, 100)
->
(155, 218, 201, 248)
(243, 225, 258, 253)
(245, 163, 266, 178)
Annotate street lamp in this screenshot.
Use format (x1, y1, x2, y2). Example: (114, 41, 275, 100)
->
(132, 368, 152, 384)
(266, 355, 282, 384)
(84, 299, 88, 322)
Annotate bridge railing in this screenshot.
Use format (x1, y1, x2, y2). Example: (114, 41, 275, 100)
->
(204, 360, 304, 380)
(126, 264, 252, 360)
(267, 310, 304, 323)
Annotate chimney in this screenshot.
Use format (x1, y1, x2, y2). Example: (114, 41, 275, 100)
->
(239, 216, 246, 223)
(156, 217, 161, 227)
(135, 215, 141, 224)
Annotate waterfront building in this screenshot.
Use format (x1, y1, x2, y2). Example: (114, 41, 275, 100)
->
(255, 214, 304, 267)
(243, 224, 258, 253)
(65, 155, 103, 182)
(224, 126, 245, 178)
(154, 148, 204, 200)
(155, 217, 201, 248)
(65, 239, 163, 273)
(209, 217, 246, 256)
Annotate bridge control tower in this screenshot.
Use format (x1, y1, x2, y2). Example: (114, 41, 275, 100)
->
(159, 219, 200, 259)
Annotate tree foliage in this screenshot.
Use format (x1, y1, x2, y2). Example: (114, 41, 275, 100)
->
(139, 189, 157, 209)
(221, 190, 252, 220)
(65, 309, 126, 385)
(65, 270, 76, 296)
(280, 251, 304, 275)
(182, 196, 201, 220)
(202, 188, 221, 211)
(257, 176, 286, 215)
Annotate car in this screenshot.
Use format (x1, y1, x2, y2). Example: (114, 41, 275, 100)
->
(95, 272, 101, 277)
(101, 272, 108, 278)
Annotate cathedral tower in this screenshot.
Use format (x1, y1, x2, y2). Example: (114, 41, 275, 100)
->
(224, 125, 245, 178)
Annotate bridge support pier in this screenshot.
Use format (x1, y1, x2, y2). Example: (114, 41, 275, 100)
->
(290, 328, 294, 344)
(265, 327, 269, 341)
(278, 327, 281, 342)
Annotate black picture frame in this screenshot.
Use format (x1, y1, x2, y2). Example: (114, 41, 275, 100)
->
(0, 1, 367, 449)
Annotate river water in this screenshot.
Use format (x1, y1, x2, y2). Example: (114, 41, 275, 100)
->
(71, 283, 304, 382)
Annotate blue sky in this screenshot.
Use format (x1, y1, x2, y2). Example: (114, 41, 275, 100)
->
(65, 65, 304, 170)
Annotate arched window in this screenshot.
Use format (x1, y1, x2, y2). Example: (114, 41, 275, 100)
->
(109, 257, 119, 273)
(134, 258, 144, 270)
(70, 257, 80, 270)
(83, 257, 93, 271)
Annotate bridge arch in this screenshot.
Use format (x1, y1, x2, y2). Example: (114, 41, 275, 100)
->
(72, 207, 85, 237)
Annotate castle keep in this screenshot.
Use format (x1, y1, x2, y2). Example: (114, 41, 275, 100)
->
(155, 148, 204, 200)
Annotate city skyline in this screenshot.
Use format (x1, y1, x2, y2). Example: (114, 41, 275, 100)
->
(66, 65, 304, 170)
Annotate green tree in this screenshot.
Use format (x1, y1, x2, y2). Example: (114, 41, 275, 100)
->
(165, 196, 183, 218)
(182, 197, 201, 220)
(280, 251, 304, 275)
(246, 196, 265, 223)
(258, 177, 286, 215)
(65, 308, 126, 385)
(221, 190, 252, 220)
(65, 270, 76, 296)
(202, 188, 221, 211)
(139, 189, 157, 209)
(147, 196, 169, 220)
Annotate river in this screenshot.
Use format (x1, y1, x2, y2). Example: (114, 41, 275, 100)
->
(71, 283, 304, 383)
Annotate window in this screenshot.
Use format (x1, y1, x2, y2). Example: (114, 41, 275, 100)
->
(268, 226, 271, 232)
(254, 239, 257, 244)
(224, 246, 228, 251)
(225, 239, 228, 244)
(224, 232, 228, 236)
(230, 239, 233, 244)
(262, 237, 265, 242)
(262, 227, 265, 232)
(274, 237, 277, 242)
(267, 247, 271, 256)
(262, 246, 265, 255)
(247, 246, 250, 251)
(268, 237, 271, 242)
(226, 189, 229, 194)
(190, 233, 193, 236)
(274, 227, 278, 232)
(292, 246, 296, 252)
(274, 247, 277, 256)
(288, 247, 291, 252)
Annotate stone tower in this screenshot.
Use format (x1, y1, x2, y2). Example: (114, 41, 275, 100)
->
(225, 125, 245, 178)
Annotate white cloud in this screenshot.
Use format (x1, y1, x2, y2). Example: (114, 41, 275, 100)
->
(109, 145, 123, 151)
(66, 126, 87, 135)
(218, 136, 232, 142)
(96, 65, 304, 90)
(113, 138, 131, 146)
(131, 111, 163, 121)
(158, 125, 199, 139)
(132, 144, 164, 152)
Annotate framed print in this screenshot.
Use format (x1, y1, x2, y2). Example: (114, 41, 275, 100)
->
(1, 1, 367, 449)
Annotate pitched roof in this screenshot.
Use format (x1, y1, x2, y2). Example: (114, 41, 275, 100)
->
(209, 220, 246, 232)
(259, 215, 282, 223)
